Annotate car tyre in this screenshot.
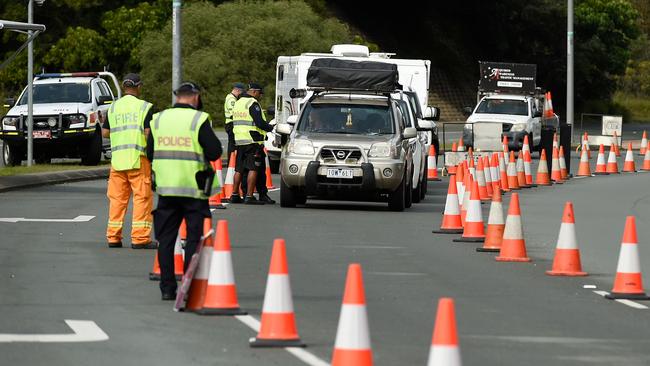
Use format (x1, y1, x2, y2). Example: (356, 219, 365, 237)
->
(280, 177, 297, 207)
(269, 158, 280, 174)
(81, 131, 102, 166)
(412, 173, 422, 204)
(421, 157, 429, 198)
(3, 143, 24, 167)
(388, 173, 406, 212)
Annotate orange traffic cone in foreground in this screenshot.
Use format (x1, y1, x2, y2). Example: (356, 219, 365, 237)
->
(640, 130, 647, 156)
(495, 193, 531, 262)
(332, 264, 372, 366)
(222, 151, 237, 200)
(250, 239, 304, 347)
(593, 144, 608, 175)
(149, 252, 161, 281)
(209, 158, 227, 208)
(576, 147, 591, 177)
(186, 218, 215, 312)
(197, 220, 246, 315)
(605, 216, 650, 300)
(606, 144, 619, 174)
(433, 175, 463, 234)
(427, 298, 462, 366)
(642, 149, 650, 171)
(454, 180, 485, 243)
(535, 149, 551, 186)
(546, 202, 587, 276)
(428, 145, 441, 181)
(477, 188, 505, 253)
(623, 143, 636, 172)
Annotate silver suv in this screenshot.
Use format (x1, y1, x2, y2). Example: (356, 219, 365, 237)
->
(276, 91, 417, 211)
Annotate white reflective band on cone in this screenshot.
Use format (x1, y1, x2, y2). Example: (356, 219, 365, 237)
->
(334, 304, 371, 349)
(503, 215, 523, 239)
(262, 274, 294, 312)
(207, 251, 235, 285)
(616, 243, 641, 273)
(556, 223, 578, 249)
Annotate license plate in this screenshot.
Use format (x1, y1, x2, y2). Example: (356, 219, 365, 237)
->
(33, 130, 51, 139)
(326, 168, 354, 179)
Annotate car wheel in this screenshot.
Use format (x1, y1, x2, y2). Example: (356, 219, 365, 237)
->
(388, 173, 406, 212)
(421, 157, 429, 197)
(412, 175, 422, 203)
(269, 158, 280, 174)
(81, 131, 102, 166)
(280, 177, 297, 207)
(3, 143, 24, 167)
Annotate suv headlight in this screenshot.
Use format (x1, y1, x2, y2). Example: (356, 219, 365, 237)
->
(2, 116, 19, 127)
(68, 114, 87, 127)
(511, 124, 526, 132)
(368, 142, 398, 158)
(287, 139, 314, 156)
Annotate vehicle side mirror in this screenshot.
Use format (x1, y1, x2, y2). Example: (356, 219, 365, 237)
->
(276, 123, 293, 135)
(417, 120, 434, 131)
(3, 97, 15, 108)
(423, 106, 441, 121)
(462, 107, 473, 117)
(266, 106, 275, 117)
(97, 95, 113, 105)
(403, 127, 417, 139)
(286, 115, 299, 125)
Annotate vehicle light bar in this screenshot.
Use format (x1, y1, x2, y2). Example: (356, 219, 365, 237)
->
(36, 72, 100, 79)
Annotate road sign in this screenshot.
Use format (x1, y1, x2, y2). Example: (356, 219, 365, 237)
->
(602, 115, 622, 136)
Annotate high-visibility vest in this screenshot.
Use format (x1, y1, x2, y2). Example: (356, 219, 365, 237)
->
(151, 108, 210, 199)
(232, 96, 260, 146)
(224, 93, 237, 125)
(107, 95, 152, 171)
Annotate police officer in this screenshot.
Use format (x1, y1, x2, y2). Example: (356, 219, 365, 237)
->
(231, 83, 274, 204)
(224, 83, 246, 156)
(102, 73, 156, 249)
(147, 82, 222, 300)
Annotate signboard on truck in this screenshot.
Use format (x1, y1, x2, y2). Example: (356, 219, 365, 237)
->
(478, 61, 536, 94)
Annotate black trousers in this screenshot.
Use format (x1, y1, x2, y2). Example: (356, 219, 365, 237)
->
(242, 147, 267, 196)
(225, 123, 236, 156)
(153, 196, 211, 294)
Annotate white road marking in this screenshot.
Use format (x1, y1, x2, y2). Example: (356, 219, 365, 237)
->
(0, 320, 109, 343)
(592, 290, 648, 309)
(234, 315, 329, 366)
(582, 285, 597, 289)
(0, 215, 95, 223)
(268, 188, 280, 192)
(466, 334, 624, 344)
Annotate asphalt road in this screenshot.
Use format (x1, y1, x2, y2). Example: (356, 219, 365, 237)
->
(0, 163, 649, 365)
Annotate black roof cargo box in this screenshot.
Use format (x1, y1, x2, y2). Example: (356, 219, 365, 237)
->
(306, 58, 400, 91)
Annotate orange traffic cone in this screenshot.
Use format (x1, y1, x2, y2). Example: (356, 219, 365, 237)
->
(605, 216, 650, 300)
(433, 175, 463, 234)
(623, 143, 636, 173)
(581, 131, 591, 159)
(149, 252, 161, 281)
(546, 202, 587, 276)
(535, 149, 551, 186)
(197, 220, 246, 315)
(264, 148, 276, 189)
(454, 180, 485, 243)
(250, 239, 304, 347)
(613, 131, 621, 157)
(222, 151, 237, 200)
(552, 132, 559, 150)
(209, 158, 227, 209)
(576, 147, 591, 177)
(507, 151, 520, 190)
(467, 153, 476, 179)
(460, 174, 473, 227)
(606, 144, 619, 174)
(498, 152, 509, 192)
(476, 158, 489, 201)
(179, 219, 187, 242)
(174, 236, 184, 280)
(594, 144, 608, 175)
(551, 147, 563, 183)
(502, 135, 509, 154)
(477, 187, 505, 252)
(455, 162, 466, 205)
(559, 145, 569, 180)
(331, 263, 372, 366)
(457, 137, 465, 152)
(448, 143, 457, 175)
(490, 153, 501, 193)
(522, 134, 531, 155)
(523, 150, 535, 187)
(483, 156, 493, 197)
(428, 145, 441, 181)
(641, 149, 650, 171)
(427, 298, 462, 366)
(544, 91, 555, 119)
(495, 193, 531, 262)
(185, 218, 215, 312)
(640, 130, 647, 156)
(516, 151, 529, 188)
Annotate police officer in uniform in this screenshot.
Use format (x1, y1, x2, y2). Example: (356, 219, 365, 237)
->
(147, 82, 222, 300)
(224, 83, 246, 156)
(102, 73, 156, 249)
(231, 83, 274, 204)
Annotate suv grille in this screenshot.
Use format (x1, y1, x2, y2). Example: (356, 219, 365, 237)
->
(18, 115, 71, 131)
(320, 148, 363, 164)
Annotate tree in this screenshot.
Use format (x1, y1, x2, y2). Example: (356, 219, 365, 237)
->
(43, 27, 106, 71)
(139, 1, 353, 124)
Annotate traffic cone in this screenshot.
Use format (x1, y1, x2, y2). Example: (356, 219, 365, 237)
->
(222, 151, 237, 200)
(522, 134, 531, 155)
(185, 218, 215, 312)
(613, 131, 621, 157)
(174, 236, 184, 280)
(264, 148, 276, 189)
(460, 174, 473, 227)
(641, 149, 650, 171)
(606, 144, 619, 174)
(197, 220, 247, 315)
(581, 131, 591, 159)
(552, 132, 559, 150)
(495, 193, 531, 262)
(454, 180, 485, 243)
(639, 130, 647, 156)
(457, 137, 465, 152)
(502, 135, 509, 154)
(507, 151, 520, 190)
(455, 162, 465, 205)
(546, 202, 587, 276)
(559, 145, 569, 180)
(467, 153, 476, 179)
(433, 175, 463, 234)
(477, 187, 505, 252)
(149, 252, 161, 281)
(476, 158, 489, 201)
(516, 151, 529, 188)
(523, 150, 535, 187)
(535, 149, 551, 186)
(179, 219, 187, 242)
(428, 145, 441, 181)
(605, 216, 650, 300)
(594, 144, 608, 175)
(498, 151, 510, 192)
(490, 153, 501, 193)
(331, 263, 372, 366)
(576, 147, 591, 177)
(544, 91, 555, 118)
(551, 147, 563, 183)
(451, 142, 458, 152)
(427, 298, 462, 366)
(209, 158, 227, 209)
(483, 156, 493, 197)
(623, 143, 636, 173)
(250, 239, 304, 347)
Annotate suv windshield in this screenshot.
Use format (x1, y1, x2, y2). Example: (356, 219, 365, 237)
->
(475, 98, 528, 116)
(18, 83, 91, 105)
(297, 103, 394, 135)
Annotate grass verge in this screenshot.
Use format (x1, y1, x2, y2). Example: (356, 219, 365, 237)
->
(613, 92, 650, 123)
(0, 161, 109, 177)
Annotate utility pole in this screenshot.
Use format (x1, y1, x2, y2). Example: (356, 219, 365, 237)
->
(26, 0, 34, 166)
(566, 0, 574, 172)
(172, 0, 182, 105)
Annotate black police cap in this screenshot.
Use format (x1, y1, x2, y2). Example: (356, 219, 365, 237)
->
(174, 81, 201, 95)
(123, 73, 142, 87)
(248, 82, 263, 93)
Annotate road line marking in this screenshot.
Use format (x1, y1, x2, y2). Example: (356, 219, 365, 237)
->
(582, 285, 597, 289)
(367, 271, 427, 276)
(466, 334, 622, 344)
(234, 315, 328, 366)
(0, 215, 95, 223)
(592, 290, 648, 309)
(268, 188, 280, 192)
(0, 320, 109, 343)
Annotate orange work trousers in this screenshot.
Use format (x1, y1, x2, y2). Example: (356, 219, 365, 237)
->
(106, 158, 154, 245)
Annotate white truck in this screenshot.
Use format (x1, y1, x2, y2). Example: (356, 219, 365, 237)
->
(267, 44, 439, 172)
(1, 71, 121, 165)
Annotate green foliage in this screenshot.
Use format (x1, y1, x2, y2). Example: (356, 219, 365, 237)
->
(43, 27, 106, 71)
(613, 91, 650, 122)
(139, 1, 352, 124)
